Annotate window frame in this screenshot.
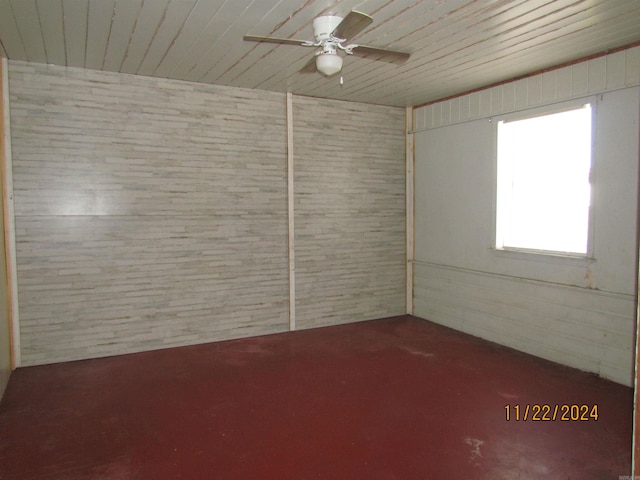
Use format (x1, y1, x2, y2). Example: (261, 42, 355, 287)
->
(491, 97, 597, 261)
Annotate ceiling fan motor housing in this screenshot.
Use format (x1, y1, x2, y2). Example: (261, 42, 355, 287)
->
(313, 15, 343, 42)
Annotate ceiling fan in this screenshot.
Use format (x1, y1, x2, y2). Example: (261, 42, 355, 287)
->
(243, 11, 410, 77)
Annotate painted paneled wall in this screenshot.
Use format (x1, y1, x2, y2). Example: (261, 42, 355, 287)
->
(7, 61, 407, 366)
(292, 97, 406, 329)
(414, 46, 640, 130)
(412, 47, 640, 386)
(9, 62, 290, 366)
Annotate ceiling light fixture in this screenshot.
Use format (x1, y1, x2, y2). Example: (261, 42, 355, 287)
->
(315, 52, 343, 76)
(244, 10, 411, 78)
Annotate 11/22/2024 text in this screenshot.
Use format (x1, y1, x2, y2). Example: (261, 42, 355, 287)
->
(505, 404, 598, 421)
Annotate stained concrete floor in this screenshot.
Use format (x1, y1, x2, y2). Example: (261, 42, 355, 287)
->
(0, 315, 632, 479)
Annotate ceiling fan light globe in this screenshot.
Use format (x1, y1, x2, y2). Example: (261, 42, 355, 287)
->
(316, 53, 343, 76)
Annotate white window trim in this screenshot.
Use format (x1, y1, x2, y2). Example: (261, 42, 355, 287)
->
(490, 96, 598, 261)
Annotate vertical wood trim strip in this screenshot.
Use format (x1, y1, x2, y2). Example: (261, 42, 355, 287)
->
(634, 256, 640, 474)
(0, 58, 20, 368)
(406, 106, 415, 315)
(286, 92, 296, 331)
(633, 94, 640, 475)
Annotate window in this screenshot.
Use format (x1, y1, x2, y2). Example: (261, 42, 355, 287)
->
(495, 102, 593, 256)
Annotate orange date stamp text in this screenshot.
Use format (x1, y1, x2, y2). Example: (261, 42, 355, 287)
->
(504, 404, 598, 421)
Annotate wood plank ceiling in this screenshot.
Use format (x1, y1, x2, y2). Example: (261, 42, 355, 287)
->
(0, 0, 639, 107)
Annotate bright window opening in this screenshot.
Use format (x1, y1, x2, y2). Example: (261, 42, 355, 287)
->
(495, 103, 593, 255)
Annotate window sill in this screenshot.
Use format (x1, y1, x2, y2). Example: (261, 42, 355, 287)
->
(491, 246, 595, 266)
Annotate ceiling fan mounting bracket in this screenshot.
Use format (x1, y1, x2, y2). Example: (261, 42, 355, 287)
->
(313, 15, 343, 42)
(307, 39, 356, 57)
(309, 15, 356, 56)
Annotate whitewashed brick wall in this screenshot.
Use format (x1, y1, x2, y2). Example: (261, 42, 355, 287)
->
(293, 96, 406, 329)
(9, 62, 290, 365)
(8, 61, 407, 366)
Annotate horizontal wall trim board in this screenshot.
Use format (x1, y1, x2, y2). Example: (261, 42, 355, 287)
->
(413, 260, 634, 301)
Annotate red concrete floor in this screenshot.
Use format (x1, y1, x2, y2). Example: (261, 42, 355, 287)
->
(0, 315, 632, 479)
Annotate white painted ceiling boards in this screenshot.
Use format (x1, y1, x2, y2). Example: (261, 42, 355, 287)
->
(0, 0, 639, 107)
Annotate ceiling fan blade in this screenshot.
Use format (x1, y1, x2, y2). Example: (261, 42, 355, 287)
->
(299, 57, 317, 74)
(332, 10, 373, 41)
(243, 35, 309, 46)
(351, 45, 410, 64)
